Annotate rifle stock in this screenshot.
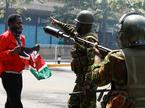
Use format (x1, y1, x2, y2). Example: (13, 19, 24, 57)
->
(43, 26, 112, 57)
(69, 89, 111, 95)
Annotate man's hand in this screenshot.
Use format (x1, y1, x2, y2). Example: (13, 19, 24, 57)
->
(31, 44, 40, 53)
(11, 44, 40, 55)
(19, 44, 40, 54)
(11, 47, 22, 55)
(93, 42, 102, 59)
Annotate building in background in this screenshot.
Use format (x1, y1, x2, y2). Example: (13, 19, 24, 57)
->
(0, 0, 73, 62)
(0, 0, 118, 61)
(0, 0, 65, 47)
(0, 0, 118, 49)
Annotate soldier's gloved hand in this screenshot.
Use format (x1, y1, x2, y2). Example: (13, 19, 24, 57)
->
(50, 17, 60, 25)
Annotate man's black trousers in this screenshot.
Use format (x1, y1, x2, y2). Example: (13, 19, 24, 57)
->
(1, 72, 23, 108)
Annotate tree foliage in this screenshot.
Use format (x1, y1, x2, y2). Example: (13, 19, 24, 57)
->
(51, 0, 145, 23)
(0, 0, 35, 18)
(50, 0, 97, 24)
(108, 0, 145, 18)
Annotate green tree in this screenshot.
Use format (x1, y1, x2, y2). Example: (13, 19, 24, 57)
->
(50, 0, 97, 44)
(94, 0, 145, 47)
(0, 0, 34, 29)
(50, 0, 97, 24)
(108, 0, 145, 19)
(0, 0, 34, 17)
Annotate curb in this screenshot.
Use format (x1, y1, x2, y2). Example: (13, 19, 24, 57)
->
(48, 63, 70, 67)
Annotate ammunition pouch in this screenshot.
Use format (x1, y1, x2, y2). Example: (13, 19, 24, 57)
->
(71, 59, 93, 75)
(71, 44, 95, 75)
(75, 74, 85, 84)
(71, 48, 95, 66)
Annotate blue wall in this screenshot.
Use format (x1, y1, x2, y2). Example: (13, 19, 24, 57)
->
(0, 24, 60, 47)
(0, 24, 5, 34)
(23, 25, 36, 47)
(37, 26, 59, 45)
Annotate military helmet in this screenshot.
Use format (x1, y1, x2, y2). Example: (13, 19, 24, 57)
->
(75, 10, 94, 24)
(116, 12, 145, 48)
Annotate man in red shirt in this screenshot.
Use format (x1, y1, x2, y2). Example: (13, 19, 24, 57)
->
(0, 14, 27, 108)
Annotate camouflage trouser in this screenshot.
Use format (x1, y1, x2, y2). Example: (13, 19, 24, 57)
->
(68, 83, 96, 108)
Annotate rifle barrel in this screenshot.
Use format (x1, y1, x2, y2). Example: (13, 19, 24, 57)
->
(43, 26, 112, 55)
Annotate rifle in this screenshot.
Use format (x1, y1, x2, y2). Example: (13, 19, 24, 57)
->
(43, 26, 112, 57)
(69, 89, 111, 95)
(69, 89, 112, 101)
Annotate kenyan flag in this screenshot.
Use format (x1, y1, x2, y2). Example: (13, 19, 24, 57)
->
(30, 64, 52, 80)
(29, 52, 52, 80)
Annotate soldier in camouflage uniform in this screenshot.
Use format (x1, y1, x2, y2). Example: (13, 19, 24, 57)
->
(51, 10, 102, 108)
(88, 12, 145, 108)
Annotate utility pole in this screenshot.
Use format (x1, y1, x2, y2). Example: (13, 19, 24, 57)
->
(100, 0, 108, 47)
(4, 0, 9, 31)
(91, 0, 96, 9)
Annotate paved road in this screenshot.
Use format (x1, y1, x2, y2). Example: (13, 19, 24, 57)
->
(0, 67, 75, 108)
(0, 66, 108, 108)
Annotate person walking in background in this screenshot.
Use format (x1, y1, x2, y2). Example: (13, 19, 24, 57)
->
(0, 14, 28, 108)
(51, 10, 102, 108)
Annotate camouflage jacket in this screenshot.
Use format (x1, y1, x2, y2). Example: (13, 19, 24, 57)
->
(54, 20, 99, 83)
(88, 50, 127, 89)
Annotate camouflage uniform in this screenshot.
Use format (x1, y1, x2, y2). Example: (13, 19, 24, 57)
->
(92, 50, 127, 87)
(91, 50, 128, 107)
(91, 13, 145, 108)
(54, 21, 99, 108)
(91, 48, 145, 108)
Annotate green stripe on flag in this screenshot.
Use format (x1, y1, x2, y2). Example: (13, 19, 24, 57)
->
(30, 66, 52, 80)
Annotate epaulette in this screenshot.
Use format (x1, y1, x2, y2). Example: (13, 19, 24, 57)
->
(108, 50, 125, 61)
(84, 33, 98, 43)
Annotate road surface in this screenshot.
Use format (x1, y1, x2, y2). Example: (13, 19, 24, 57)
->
(0, 66, 108, 108)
